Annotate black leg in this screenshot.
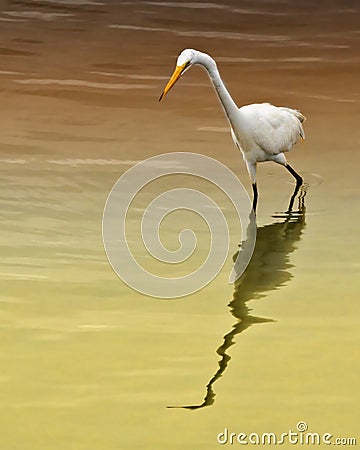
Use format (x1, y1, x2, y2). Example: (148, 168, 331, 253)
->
(287, 182, 301, 212)
(284, 164, 303, 213)
(285, 164, 303, 187)
(252, 183, 258, 211)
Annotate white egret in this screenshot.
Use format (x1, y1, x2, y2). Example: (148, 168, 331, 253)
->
(159, 49, 305, 210)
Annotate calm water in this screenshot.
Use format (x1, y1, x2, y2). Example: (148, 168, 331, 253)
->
(0, 1, 359, 449)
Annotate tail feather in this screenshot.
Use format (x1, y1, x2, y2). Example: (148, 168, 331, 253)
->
(295, 110, 306, 139)
(287, 108, 306, 139)
(294, 110, 306, 123)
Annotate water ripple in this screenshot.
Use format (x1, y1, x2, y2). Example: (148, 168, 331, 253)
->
(46, 158, 141, 166)
(3, 11, 75, 20)
(144, 2, 289, 15)
(90, 71, 168, 80)
(14, 78, 153, 90)
(109, 24, 289, 43)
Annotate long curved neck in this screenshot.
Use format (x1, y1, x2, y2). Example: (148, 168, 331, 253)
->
(196, 52, 239, 121)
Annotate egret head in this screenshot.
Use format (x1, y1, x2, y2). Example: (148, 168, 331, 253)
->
(159, 49, 197, 101)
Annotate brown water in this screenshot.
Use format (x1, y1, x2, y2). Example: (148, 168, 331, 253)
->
(1, 1, 359, 449)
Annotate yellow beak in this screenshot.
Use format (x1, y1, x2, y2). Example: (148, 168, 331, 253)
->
(159, 63, 186, 101)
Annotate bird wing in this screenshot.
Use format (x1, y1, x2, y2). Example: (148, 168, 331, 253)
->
(239, 103, 305, 155)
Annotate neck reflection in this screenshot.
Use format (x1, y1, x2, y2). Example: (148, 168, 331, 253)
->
(168, 187, 307, 410)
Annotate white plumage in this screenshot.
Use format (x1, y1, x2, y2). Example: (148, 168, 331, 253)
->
(160, 49, 305, 210)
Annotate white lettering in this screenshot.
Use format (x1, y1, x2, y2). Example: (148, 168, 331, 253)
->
(262, 432, 277, 445)
(288, 430, 298, 445)
(217, 428, 228, 445)
(277, 432, 288, 444)
(237, 433, 247, 445)
(248, 433, 260, 445)
(305, 433, 320, 445)
(322, 433, 332, 445)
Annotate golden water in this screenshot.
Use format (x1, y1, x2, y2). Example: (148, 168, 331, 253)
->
(0, 1, 359, 448)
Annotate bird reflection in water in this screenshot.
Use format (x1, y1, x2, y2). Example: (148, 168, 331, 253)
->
(168, 186, 307, 410)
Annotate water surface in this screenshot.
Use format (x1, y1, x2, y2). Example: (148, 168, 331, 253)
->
(0, 1, 359, 448)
